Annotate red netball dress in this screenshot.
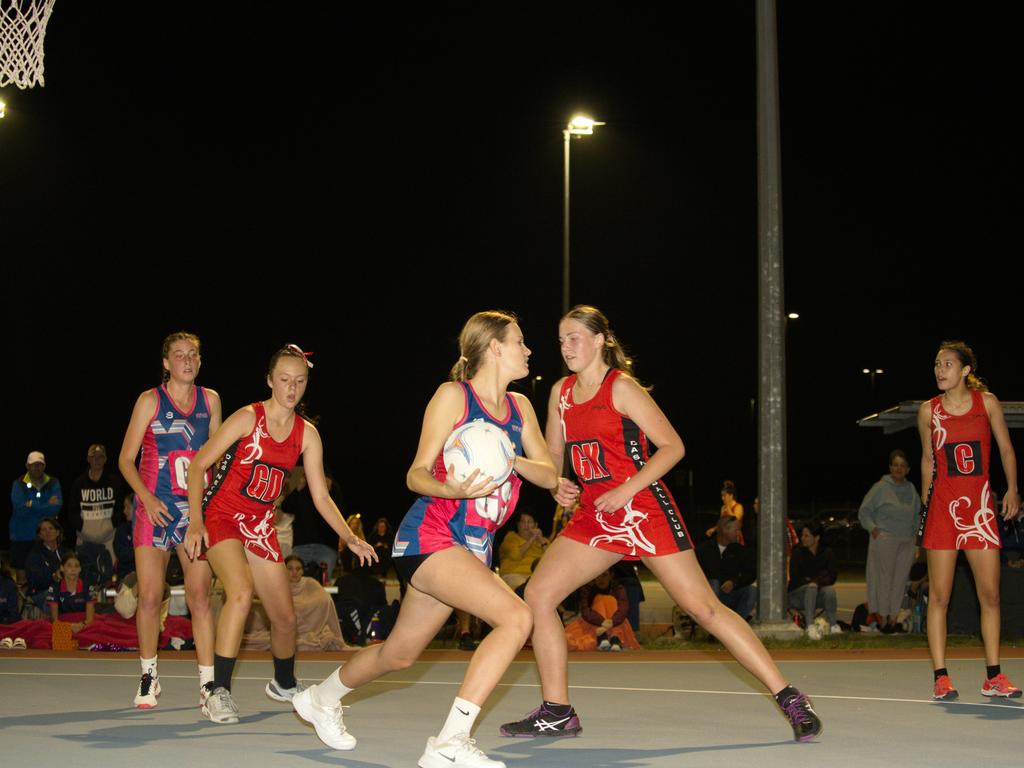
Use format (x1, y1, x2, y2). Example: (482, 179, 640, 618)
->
(557, 369, 691, 557)
(920, 389, 1000, 550)
(202, 402, 306, 561)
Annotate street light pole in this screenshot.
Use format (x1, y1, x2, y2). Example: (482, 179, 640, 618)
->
(562, 115, 603, 316)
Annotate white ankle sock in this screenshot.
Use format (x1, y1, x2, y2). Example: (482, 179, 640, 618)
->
(198, 664, 214, 688)
(141, 656, 158, 677)
(437, 697, 480, 743)
(315, 667, 353, 706)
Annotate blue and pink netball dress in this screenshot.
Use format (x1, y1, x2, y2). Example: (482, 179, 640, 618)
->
(393, 382, 524, 570)
(133, 384, 214, 550)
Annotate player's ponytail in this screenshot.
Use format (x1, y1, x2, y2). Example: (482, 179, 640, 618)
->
(450, 311, 518, 381)
(938, 340, 988, 392)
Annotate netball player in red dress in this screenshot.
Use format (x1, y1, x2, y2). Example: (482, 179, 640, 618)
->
(118, 332, 221, 709)
(500, 305, 822, 742)
(917, 341, 1021, 700)
(183, 345, 376, 724)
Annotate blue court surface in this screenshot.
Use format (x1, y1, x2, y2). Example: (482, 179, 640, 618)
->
(1, 649, 1021, 767)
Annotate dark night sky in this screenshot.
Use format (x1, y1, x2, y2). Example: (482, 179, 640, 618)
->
(2, 3, 1022, 537)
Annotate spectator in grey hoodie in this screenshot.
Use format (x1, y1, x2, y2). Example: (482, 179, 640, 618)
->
(858, 449, 921, 633)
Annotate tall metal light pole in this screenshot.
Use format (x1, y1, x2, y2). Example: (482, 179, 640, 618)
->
(563, 115, 604, 315)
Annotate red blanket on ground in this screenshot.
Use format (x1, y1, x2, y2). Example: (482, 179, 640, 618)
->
(0, 612, 193, 650)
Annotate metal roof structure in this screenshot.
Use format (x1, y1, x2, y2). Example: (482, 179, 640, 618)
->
(857, 401, 1024, 433)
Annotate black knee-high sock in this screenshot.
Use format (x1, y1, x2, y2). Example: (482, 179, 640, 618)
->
(934, 668, 949, 681)
(214, 654, 237, 691)
(273, 655, 297, 689)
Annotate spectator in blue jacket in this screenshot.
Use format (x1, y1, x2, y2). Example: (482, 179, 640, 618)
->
(10, 451, 63, 581)
(23, 518, 70, 615)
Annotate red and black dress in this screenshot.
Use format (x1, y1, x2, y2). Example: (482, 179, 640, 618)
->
(919, 389, 1001, 550)
(557, 369, 691, 557)
(202, 402, 306, 562)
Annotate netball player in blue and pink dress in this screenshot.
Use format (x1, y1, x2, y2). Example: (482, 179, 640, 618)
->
(118, 332, 222, 709)
(296, 311, 557, 768)
(917, 341, 1020, 701)
(500, 305, 822, 743)
(183, 345, 375, 724)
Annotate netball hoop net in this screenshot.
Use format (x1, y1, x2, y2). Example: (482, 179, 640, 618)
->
(1, 0, 56, 88)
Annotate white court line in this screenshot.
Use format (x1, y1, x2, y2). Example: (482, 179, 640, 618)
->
(2, 655, 1015, 665)
(3, 671, 1016, 710)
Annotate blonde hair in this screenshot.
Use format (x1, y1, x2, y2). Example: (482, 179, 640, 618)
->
(449, 311, 518, 381)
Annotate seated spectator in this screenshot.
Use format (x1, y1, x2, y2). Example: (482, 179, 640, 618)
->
(0, 565, 21, 625)
(611, 560, 645, 631)
(550, 502, 575, 540)
(367, 516, 395, 579)
(48, 552, 96, 635)
(113, 495, 136, 580)
(499, 510, 548, 590)
(23, 518, 70, 617)
(242, 555, 349, 651)
(787, 521, 840, 637)
(284, 464, 347, 577)
(696, 515, 758, 622)
(563, 569, 641, 652)
(334, 562, 392, 646)
(9, 451, 62, 582)
(338, 511, 365, 574)
(63, 443, 125, 561)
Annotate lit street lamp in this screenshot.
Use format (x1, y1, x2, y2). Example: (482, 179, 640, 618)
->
(563, 115, 604, 314)
(863, 367, 884, 393)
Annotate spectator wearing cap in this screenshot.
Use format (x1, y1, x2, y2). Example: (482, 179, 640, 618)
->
(9, 451, 63, 580)
(64, 444, 125, 561)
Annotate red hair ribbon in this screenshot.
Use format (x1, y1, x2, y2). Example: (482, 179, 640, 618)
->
(285, 343, 314, 369)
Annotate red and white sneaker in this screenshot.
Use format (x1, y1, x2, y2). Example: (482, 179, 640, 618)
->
(981, 673, 1022, 698)
(932, 675, 958, 701)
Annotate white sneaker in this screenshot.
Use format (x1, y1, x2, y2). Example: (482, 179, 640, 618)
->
(418, 734, 506, 768)
(266, 678, 307, 702)
(0, 637, 13, 650)
(293, 684, 356, 750)
(805, 625, 822, 641)
(829, 624, 843, 635)
(134, 673, 161, 709)
(202, 686, 240, 724)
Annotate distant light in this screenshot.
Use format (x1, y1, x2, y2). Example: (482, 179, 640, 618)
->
(787, 312, 799, 319)
(862, 368, 870, 374)
(566, 115, 605, 135)
(0, 100, 6, 119)
(534, 375, 543, 382)
(875, 368, 884, 374)
(862, 368, 884, 375)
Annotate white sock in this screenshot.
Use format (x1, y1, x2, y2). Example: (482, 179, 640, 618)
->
(141, 656, 158, 677)
(315, 666, 353, 707)
(198, 664, 215, 688)
(437, 697, 480, 744)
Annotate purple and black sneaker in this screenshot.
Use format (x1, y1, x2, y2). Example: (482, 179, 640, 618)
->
(499, 703, 582, 738)
(779, 690, 822, 742)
